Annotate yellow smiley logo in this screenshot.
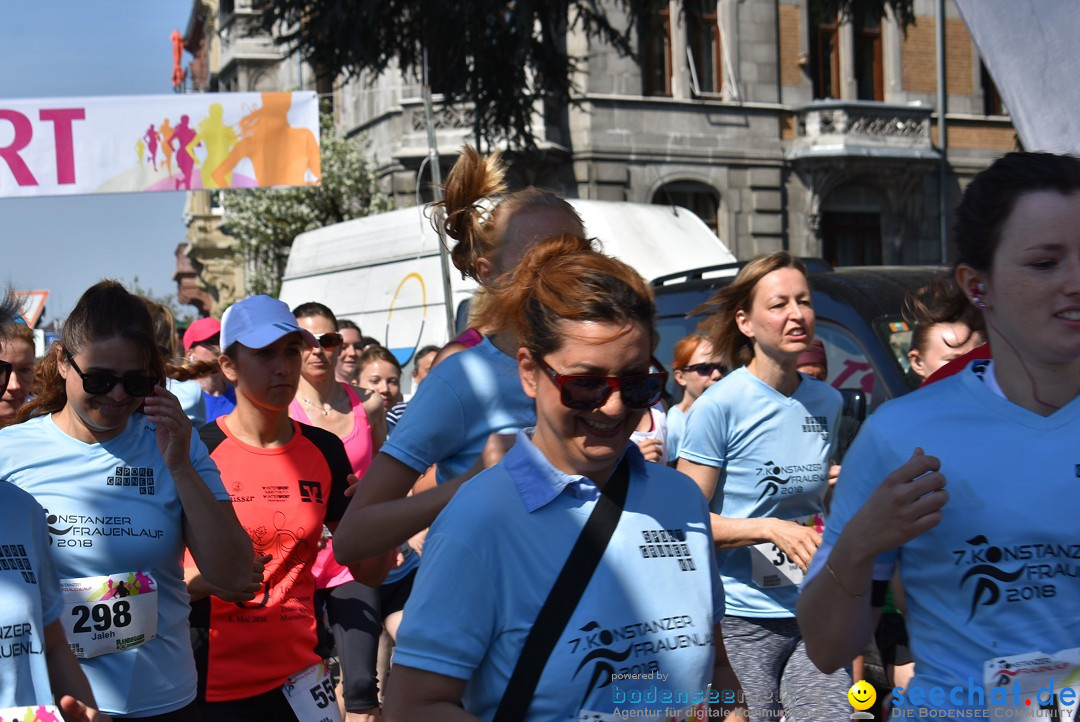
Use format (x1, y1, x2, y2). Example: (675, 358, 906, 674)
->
(848, 680, 876, 710)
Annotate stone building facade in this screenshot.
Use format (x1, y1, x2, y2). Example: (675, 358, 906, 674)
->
(337, 0, 1014, 267)
(176, 0, 1016, 313)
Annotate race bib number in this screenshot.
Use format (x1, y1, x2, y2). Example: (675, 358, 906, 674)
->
(0, 705, 63, 722)
(983, 647, 1080, 716)
(61, 572, 157, 659)
(282, 661, 343, 722)
(749, 513, 825, 589)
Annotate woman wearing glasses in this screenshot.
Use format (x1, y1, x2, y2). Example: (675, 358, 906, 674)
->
(289, 302, 391, 721)
(292, 302, 386, 455)
(675, 252, 849, 719)
(384, 237, 743, 721)
(0, 280, 252, 720)
(666, 334, 726, 463)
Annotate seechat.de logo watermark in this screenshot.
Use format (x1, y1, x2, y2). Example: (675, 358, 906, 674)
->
(890, 678, 1078, 718)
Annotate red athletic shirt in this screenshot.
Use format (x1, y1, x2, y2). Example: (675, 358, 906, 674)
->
(188, 417, 350, 702)
(922, 342, 992, 385)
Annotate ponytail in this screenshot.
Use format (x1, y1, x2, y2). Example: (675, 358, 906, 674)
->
(432, 145, 584, 284)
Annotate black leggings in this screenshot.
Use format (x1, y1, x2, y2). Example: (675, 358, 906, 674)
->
(319, 570, 417, 711)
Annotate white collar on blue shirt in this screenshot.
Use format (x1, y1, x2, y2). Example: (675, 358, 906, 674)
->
(503, 428, 645, 513)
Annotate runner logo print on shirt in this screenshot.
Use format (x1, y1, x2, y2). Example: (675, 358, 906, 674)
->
(639, 529, 696, 572)
(61, 571, 158, 658)
(0, 544, 36, 584)
(953, 534, 1079, 621)
(297, 480, 323, 504)
(754, 460, 825, 502)
(106, 465, 155, 495)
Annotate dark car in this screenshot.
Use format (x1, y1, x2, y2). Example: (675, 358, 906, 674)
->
(652, 261, 945, 414)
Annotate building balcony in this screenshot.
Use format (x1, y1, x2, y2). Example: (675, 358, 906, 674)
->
(786, 100, 940, 163)
(218, 11, 281, 73)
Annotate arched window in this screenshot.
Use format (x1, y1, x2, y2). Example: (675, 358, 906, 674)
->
(651, 181, 720, 235)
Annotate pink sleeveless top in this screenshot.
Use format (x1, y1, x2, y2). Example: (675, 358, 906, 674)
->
(289, 383, 375, 588)
(450, 327, 484, 349)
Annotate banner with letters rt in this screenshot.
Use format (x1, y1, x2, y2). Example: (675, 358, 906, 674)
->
(0, 91, 320, 198)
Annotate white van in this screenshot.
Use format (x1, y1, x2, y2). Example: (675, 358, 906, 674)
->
(278, 200, 735, 378)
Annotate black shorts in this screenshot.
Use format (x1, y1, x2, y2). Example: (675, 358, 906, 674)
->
(199, 687, 301, 722)
(874, 611, 913, 668)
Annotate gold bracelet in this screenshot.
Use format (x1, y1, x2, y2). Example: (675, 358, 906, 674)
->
(826, 561, 867, 599)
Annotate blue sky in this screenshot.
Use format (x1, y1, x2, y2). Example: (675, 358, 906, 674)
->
(0, 0, 195, 325)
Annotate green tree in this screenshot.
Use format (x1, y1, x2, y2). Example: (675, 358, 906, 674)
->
(220, 117, 391, 296)
(255, 0, 916, 149)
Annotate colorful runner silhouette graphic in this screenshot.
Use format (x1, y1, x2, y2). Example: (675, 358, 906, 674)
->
(187, 103, 238, 189)
(212, 92, 320, 188)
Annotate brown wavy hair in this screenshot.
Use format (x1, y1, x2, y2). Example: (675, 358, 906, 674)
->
(696, 251, 809, 369)
(480, 235, 654, 359)
(13, 281, 166, 425)
(432, 145, 584, 283)
(902, 273, 985, 354)
(141, 297, 220, 381)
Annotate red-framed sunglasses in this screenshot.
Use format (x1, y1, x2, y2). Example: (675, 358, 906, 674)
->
(534, 355, 668, 411)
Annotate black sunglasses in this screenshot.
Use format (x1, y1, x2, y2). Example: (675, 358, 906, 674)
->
(535, 356, 668, 411)
(0, 360, 10, 398)
(316, 332, 343, 349)
(63, 350, 161, 398)
(680, 362, 727, 376)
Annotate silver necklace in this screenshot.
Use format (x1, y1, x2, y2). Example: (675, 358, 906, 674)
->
(301, 394, 340, 417)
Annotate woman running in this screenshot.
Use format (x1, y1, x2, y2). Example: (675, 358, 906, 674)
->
(289, 302, 400, 722)
(798, 151, 1080, 716)
(186, 295, 390, 722)
(385, 237, 743, 721)
(333, 146, 588, 566)
(903, 275, 986, 382)
(0, 281, 252, 720)
(675, 251, 851, 718)
(666, 334, 725, 462)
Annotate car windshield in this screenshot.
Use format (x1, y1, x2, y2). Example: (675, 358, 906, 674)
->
(877, 315, 921, 391)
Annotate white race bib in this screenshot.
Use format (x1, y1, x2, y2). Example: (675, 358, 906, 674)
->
(983, 647, 1080, 716)
(282, 661, 343, 722)
(0, 705, 63, 722)
(749, 513, 825, 589)
(61, 572, 157, 659)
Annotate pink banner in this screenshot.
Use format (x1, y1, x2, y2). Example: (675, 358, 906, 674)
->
(0, 91, 320, 198)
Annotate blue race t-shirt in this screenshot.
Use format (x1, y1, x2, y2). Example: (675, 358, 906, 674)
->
(824, 363, 1080, 714)
(0, 413, 229, 717)
(666, 405, 688, 462)
(202, 385, 236, 422)
(167, 378, 206, 427)
(394, 433, 725, 721)
(380, 337, 534, 484)
(0, 483, 62, 708)
(678, 367, 841, 618)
